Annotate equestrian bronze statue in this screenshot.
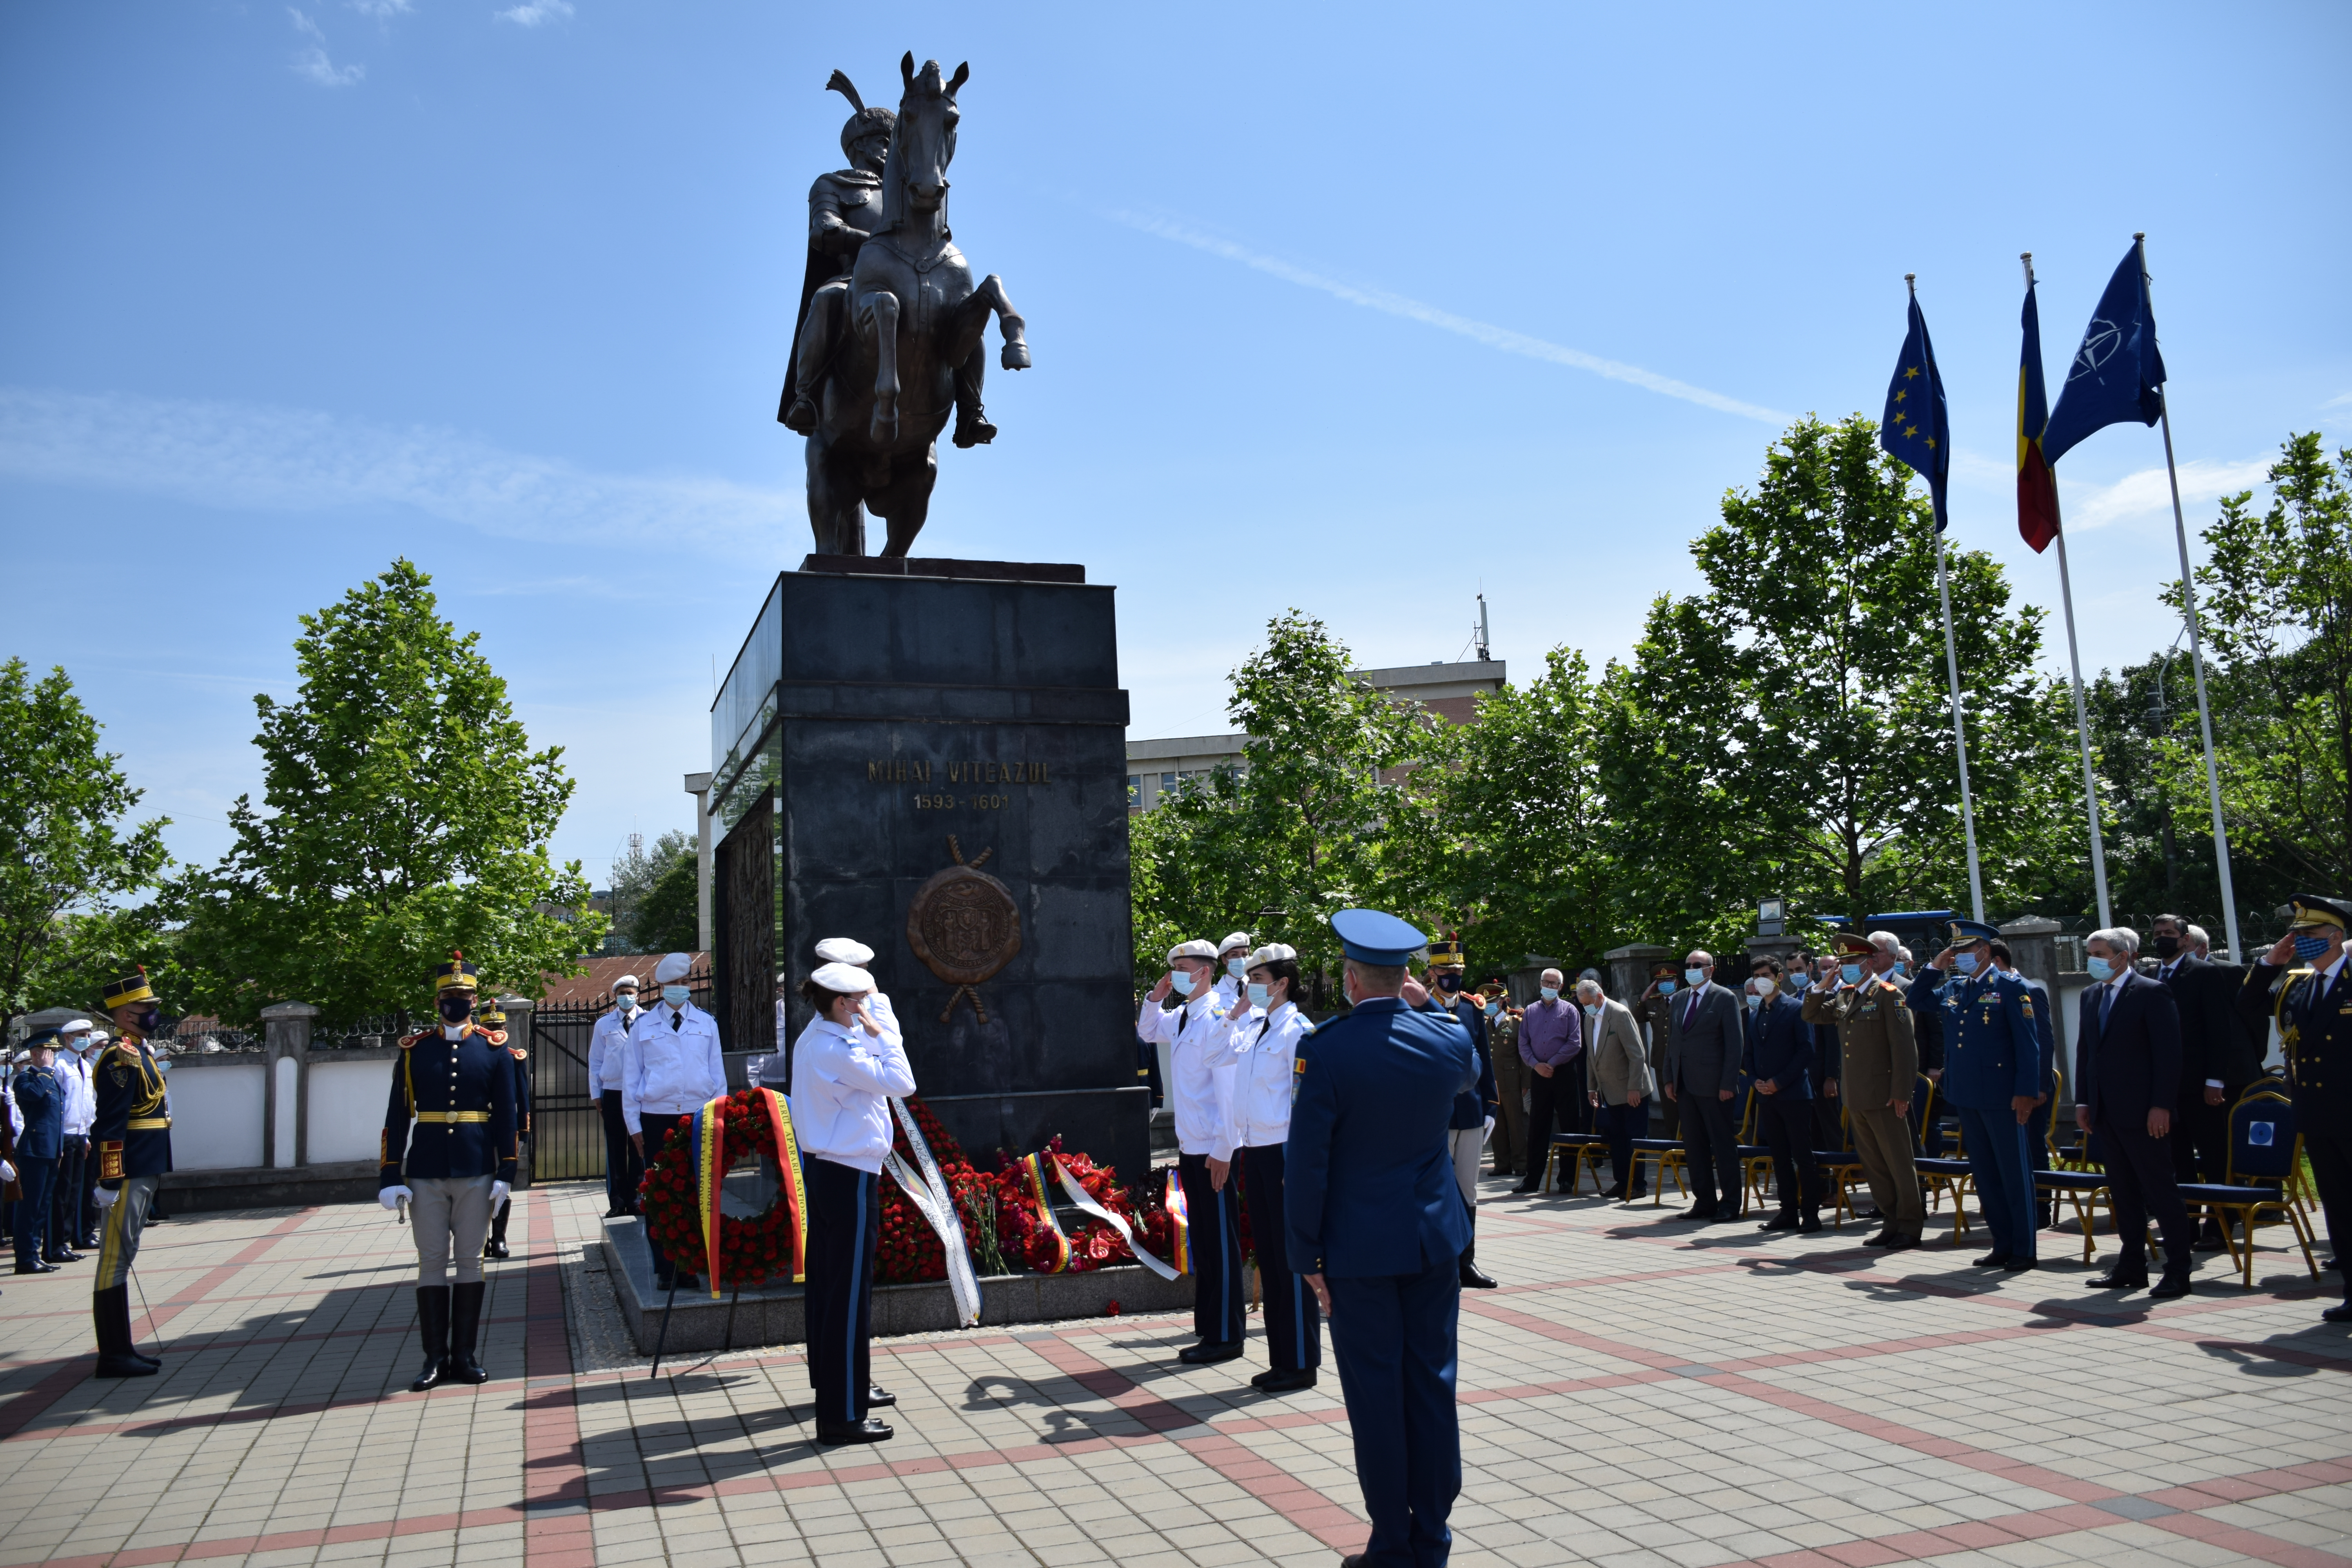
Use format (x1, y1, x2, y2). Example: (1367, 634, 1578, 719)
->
(779, 55, 1031, 557)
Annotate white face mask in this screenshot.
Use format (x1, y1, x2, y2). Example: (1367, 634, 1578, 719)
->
(614, 993, 638, 1010)
(662, 984, 690, 1006)
(1226, 957, 1247, 978)
(1170, 969, 1196, 998)
(1247, 982, 1271, 1007)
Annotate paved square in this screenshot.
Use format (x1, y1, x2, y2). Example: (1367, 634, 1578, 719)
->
(2, 1181, 2346, 1568)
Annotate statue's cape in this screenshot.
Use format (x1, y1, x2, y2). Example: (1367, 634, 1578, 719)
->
(781, 169, 882, 422)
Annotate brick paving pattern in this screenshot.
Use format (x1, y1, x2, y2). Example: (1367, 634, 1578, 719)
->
(1, 1181, 2346, 1568)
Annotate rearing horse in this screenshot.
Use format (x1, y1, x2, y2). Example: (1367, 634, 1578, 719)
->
(800, 53, 1030, 557)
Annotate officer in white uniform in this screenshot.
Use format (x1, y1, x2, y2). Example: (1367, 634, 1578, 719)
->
(761, 938, 902, 1093)
(588, 974, 642, 1217)
(791, 959, 915, 1445)
(1137, 938, 1248, 1363)
(1227, 943, 1321, 1391)
(54, 1020, 97, 1257)
(622, 953, 726, 1290)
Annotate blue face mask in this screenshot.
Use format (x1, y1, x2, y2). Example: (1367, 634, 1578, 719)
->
(1247, 982, 1270, 1007)
(1840, 962, 1864, 985)
(2086, 956, 2115, 982)
(1954, 953, 1979, 975)
(662, 984, 690, 1006)
(2294, 933, 2332, 962)
(1539, 985, 1559, 1000)
(1171, 969, 1196, 997)
(1659, 980, 1678, 996)
(1483, 1000, 1500, 1017)
(1684, 968, 1706, 988)
(1227, 958, 1247, 978)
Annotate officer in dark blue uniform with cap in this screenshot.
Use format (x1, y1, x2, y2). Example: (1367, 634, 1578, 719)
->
(2240, 894, 2352, 1323)
(1910, 919, 2044, 1270)
(1287, 909, 1477, 1568)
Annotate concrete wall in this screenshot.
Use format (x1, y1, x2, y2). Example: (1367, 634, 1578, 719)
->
(165, 1059, 267, 1171)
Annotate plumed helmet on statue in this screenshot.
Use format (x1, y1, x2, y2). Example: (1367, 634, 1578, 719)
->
(814, 936, 876, 965)
(826, 69, 896, 164)
(810, 961, 876, 994)
(654, 952, 693, 984)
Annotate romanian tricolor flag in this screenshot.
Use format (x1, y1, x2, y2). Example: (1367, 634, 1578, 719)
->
(1162, 1167, 1192, 1275)
(1019, 1153, 1072, 1274)
(2017, 274, 2062, 554)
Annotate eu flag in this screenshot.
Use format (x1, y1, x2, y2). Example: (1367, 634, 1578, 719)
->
(1880, 290, 1951, 531)
(2017, 276, 2061, 554)
(2041, 240, 2167, 464)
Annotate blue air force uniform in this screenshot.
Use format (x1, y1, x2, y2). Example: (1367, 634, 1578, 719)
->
(1909, 922, 2045, 1265)
(89, 968, 175, 1378)
(1285, 910, 1477, 1568)
(2240, 895, 2352, 1316)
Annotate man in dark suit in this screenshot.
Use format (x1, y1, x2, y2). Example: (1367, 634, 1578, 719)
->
(1288, 909, 1478, 1568)
(2152, 916, 2258, 1235)
(2075, 927, 2192, 1297)
(1663, 949, 1748, 1222)
(1742, 958, 1819, 1232)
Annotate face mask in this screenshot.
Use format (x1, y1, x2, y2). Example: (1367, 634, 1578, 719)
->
(2086, 956, 2114, 982)
(1539, 985, 1559, 1000)
(1227, 958, 1247, 978)
(1171, 969, 1196, 997)
(1659, 979, 1678, 996)
(1837, 962, 1860, 984)
(2294, 933, 2331, 962)
(438, 995, 475, 1024)
(1247, 982, 1270, 1007)
(662, 984, 690, 1006)
(2152, 935, 2180, 958)
(614, 993, 638, 1010)
(1746, 990, 1764, 1008)
(1483, 1000, 1500, 1017)
(135, 1007, 161, 1036)
(1436, 973, 1463, 992)
(1954, 953, 1979, 975)
(1684, 968, 1705, 988)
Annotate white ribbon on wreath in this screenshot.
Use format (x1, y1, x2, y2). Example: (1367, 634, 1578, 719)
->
(882, 1097, 983, 1328)
(1045, 1152, 1181, 1282)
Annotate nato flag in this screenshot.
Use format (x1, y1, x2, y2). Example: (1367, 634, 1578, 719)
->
(2041, 240, 2167, 464)
(1880, 291, 1951, 532)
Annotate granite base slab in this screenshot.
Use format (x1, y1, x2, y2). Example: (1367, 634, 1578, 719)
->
(602, 1214, 1194, 1354)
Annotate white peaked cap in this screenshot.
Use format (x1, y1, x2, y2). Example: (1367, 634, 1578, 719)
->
(1217, 931, 1252, 954)
(60, 1018, 93, 1033)
(811, 961, 875, 994)
(1167, 939, 1218, 963)
(815, 937, 876, 964)
(653, 952, 693, 984)
(612, 973, 641, 990)
(1247, 943, 1298, 967)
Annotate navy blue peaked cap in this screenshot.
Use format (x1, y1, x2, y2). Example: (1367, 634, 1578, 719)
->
(1331, 909, 1430, 965)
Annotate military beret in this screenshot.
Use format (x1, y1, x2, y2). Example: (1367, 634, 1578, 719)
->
(1216, 931, 1253, 956)
(653, 951, 694, 984)
(815, 936, 877, 965)
(810, 961, 876, 994)
(1246, 943, 1298, 967)
(1167, 940, 1218, 963)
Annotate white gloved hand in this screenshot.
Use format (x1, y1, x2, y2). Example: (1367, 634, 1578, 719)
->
(93, 1183, 119, 1209)
(0, 1160, 14, 1183)
(1481, 1116, 1496, 1147)
(489, 1180, 511, 1209)
(380, 1185, 414, 1211)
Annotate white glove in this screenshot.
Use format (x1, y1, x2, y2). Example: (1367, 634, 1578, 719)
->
(489, 1180, 511, 1209)
(93, 1183, 118, 1209)
(380, 1185, 414, 1211)
(1481, 1116, 1496, 1147)
(0, 1160, 14, 1183)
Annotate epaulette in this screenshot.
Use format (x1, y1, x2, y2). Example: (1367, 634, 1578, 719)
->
(479, 1028, 509, 1047)
(398, 1031, 428, 1050)
(507, 1045, 527, 1060)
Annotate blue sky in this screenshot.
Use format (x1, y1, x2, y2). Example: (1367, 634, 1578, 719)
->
(3, 2, 2347, 891)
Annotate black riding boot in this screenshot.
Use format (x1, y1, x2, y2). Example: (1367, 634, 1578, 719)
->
(448, 1280, 490, 1385)
(483, 1200, 511, 1260)
(1458, 1234, 1498, 1290)
(410, 1286, 451, 1391)
(92, 1285, 158, 1379)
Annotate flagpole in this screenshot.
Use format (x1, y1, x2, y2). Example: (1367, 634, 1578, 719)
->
(2140, 234, 2242, 959)
(1914, 272, 1986, 924)
(2027, 252, 2114, 930)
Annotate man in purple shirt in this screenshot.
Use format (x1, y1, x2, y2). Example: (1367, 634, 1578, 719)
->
(1511, 968, 1585, 1194)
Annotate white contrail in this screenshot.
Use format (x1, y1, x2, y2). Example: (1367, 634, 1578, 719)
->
(1110, 211, 1790, 426)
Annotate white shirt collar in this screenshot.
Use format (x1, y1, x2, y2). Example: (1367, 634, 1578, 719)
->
(2320, 949, 2350, 987)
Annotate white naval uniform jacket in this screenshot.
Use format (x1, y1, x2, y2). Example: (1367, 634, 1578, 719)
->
(789, 1013, 916, 1174)
(620, 1001, 726, 1133)
(1223, 1000, 1310, 1153)
(587, 1005, 640, 1094)
(1136, 990, 1243, 1161)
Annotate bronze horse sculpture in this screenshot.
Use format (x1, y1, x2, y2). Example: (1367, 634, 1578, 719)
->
(779, 54, 1030, 557)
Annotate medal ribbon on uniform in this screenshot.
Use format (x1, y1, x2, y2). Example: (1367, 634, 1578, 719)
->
(756, 1087, 809, 1285)
(1018, 1152, 1073, 1274)
(1045, 1152, 1179, 1281)
(883, 1097, 981, 1326)
(1162, 1167, 1192, 1275)
(690, 1095, 730, 1299)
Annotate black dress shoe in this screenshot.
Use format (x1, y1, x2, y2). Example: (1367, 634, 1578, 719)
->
(1459, 1258, 1498, 1289)
(46, 1250, 83, 1264)
(2000, 1257, 2037, 1273)
(2087, 1266, 2148, 1289)
(1799, 1214, 1824, 1234)
(1250, 1367, 1317, 1392)
(1880, 1234, 1920, 1252)
(14, 1261, 58, 1275)
(1682, 1207, 1719, 1222)
(1626, 1187, 1649, 1201)
(2321, 1301, 2352, 1323)
(864, 1385, 895, 1408)
(815, 1417, 893, 1445)
(93, 1353, 158, 1379)
(1178, 1340, 1245, 1365)
(1759, 1213, 1800, 1232)
(1509, 1182, 1542, 1195)
(1974, 1250, 2011, 1268)
(1861, 1229, 1896, 1247)
(2148, 1271, 2192, 1300)
(482, 1239, 510, 1261)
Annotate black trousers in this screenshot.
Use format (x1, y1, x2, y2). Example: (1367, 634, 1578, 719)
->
(1522, 1067, 1581, 1187)
(2100, 1116, 2192, 1273)
(2299, 1111, 2350, 1299)
(1601, 1100, 1646, 1195)
(602, 1090, 642, 1212)
(1756, 1094, 1820, 1213)
(1677, 1084, 1743, 1213)
(1240, 1144, 1320, 1372)
(1178, 1151, 1245, 1345)
(804, 1157, 880, 1424)
(637, 1111, 692, 1287)
(51, 1138, 85, 1254)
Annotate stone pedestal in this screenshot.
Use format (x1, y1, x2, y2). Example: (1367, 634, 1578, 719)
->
(1604, 944, 1672, 1004)
(706, 559, 1143, 1181)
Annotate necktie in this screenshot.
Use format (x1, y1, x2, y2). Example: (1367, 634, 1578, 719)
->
(2096, 982, 2114, 1035)
(1683, 991, 1699, 1031)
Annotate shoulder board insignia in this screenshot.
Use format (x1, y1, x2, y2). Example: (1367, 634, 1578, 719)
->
(508, 1045, 528, 1060)
(398, 1032, 428, 1050)
(479, 1028, 508, 1047)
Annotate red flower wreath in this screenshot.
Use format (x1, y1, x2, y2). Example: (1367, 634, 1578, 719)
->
(638, 1091, 803, 1288)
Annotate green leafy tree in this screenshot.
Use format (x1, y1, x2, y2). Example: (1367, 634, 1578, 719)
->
(1598, 414, 2075, 945)
(631, 846, 702, 955)
(0, 659, 172, 1017)
(170, 561, 603, 1022)
(2168, 432, 2352, 909)
(603, 828, 696, 953)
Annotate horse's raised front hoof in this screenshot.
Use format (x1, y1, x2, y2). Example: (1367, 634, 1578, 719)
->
(781, 396, 818, 435)
(1001, 342, 1031, 371)
(953, 412, 997, 448)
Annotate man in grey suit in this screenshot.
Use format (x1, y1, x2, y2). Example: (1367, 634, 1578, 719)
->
(1663, 949, 1748, 1221)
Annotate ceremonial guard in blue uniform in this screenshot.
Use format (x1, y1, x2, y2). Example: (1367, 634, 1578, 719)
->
(379, 953, 518, 1391)
(480, 1000, 530, 1260)
(2240, 895, 2352, 1323)
(1909, 920, 2044, 1270)
(1287, 909, 1477, 1568)
(90, 968, 174, 1378)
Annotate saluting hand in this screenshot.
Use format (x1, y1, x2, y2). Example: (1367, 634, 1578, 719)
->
(1400, 976, 1430, 1007)
(1148, 972, 1174, 1004)
(2265, 935, 2298, 966)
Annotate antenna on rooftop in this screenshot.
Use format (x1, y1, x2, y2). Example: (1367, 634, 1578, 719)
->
(1475, 593, 1492, 663)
